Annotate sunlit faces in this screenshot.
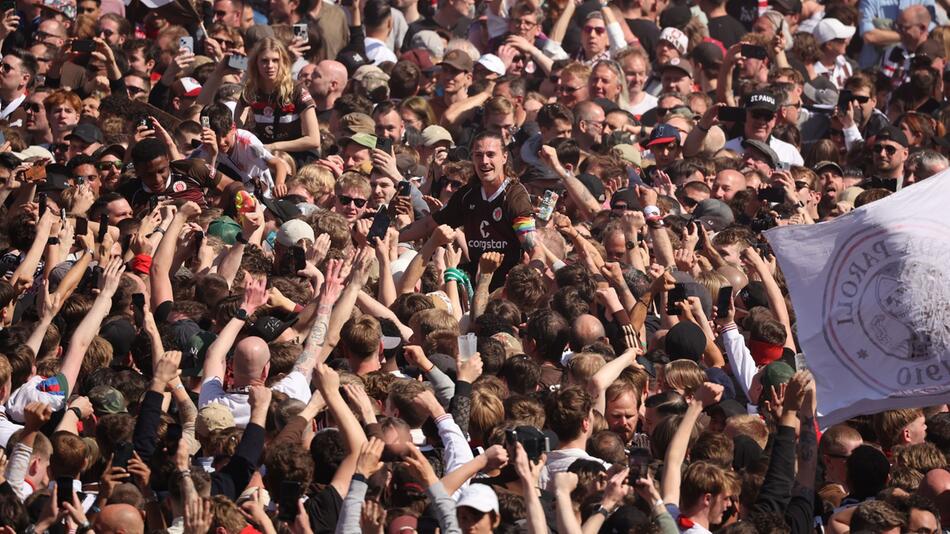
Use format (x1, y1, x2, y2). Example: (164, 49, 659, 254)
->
(589, 63, 621, 101)
(470, 136, 508, 185)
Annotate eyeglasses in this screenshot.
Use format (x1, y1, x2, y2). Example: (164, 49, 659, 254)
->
(510, 18, 537, 28)
(582, 25, 606, 35)
(0, 62, 15, 74)
(558, 85, 584, 94)
(751, 110, 775, 121)
(97, 161, 123, 171)
(873, 143, 898, 156)
(25, 102, 41, 113)
(611, 202, 629, 210)
(338, 195, 367, 208)
(794, 181, 808, 190)
(127, 86, 145, 95)
(34, 31, 64, 42)
(549, 74, 560, 84)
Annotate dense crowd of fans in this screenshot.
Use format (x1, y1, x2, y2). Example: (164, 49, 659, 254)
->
(0, 0, 945, 532)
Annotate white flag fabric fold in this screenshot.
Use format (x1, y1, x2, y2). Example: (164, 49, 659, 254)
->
(765, 171, 950, 426)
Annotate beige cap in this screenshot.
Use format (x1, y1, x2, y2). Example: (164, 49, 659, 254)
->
(611, 144, 641, 166)
(422, 125, 453, 147)
(340, 113, 376, 135)
(196, 403, 236, 440)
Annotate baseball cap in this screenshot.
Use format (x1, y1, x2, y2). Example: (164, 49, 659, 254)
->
(692, 199, 735, 231)
(208, 216, 242, 245)
(337, 50, 371, 75)
(741, 138, 780, 168)
(177, 77, 202, 97)
(340, 113, 376, 135)
(65, 123, 104, 144)
(401, 49, 436, 72)
(88, 386, 128, 415)
(248, 315, 298, 342)
(42, 0, 76, 19)
(353, 64, 390, 83)
(760, 361, 795, 403)
(814, 160, 843, 175)
(875, 125, 909, 147)
(196, 403, 236, 440)
(182, 330, 216, 376)
(658, 57, 693, 78)
(13, 145, 54, 162)
(439, 49, 474, 72)
(276, 219, 315, 246)
(260, 197, 303, 224)
(611, 144, 642, 166)
(457, 484, 499, 514)
(745, 91, 777, 112)
(692, 40, 725, 69)
(659, 27, 689, 56)
(576, 173, 606, 204)
(813, 17, 856, 45)
(100, 317, 136, 363)
(477, 54, 506, 76)
(342, 132, 379, 151)
(92, 144, 126, 161)
(640, 123, 681, 148)
(410, 30, 445, 60)
(803, 76, 838, 109)
(422, 125, 453, 147)
(665, 321, 706, 362)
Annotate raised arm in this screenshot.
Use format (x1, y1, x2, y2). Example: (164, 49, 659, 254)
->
(320, 248, 374, 360)
(314, 363, 367, 497)
(202, 276, 268, 380)
(661, 383, 722, 505)
(294, 258, 346, 376)
(60, 258, 125, 392)
(150, 202, 197, 310)
(742, 247, 795, 350)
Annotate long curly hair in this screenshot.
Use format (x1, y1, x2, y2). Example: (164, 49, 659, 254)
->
(243, 37, 294, 106)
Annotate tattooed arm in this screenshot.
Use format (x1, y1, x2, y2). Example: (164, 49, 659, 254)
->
(294, 259, 348, 377)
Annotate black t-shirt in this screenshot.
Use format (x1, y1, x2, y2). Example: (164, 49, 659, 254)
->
(707, 15, 747, 49)
(627, 18, 660, 61)
(305, 485, 343, 534)
(431, 179, 534, 290)
(117, 159, 220, 210)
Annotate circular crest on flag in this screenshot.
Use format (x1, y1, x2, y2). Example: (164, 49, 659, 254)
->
(172, 181, 187, 193)
(263, 107, 274, 117)
(492, 207, 502, 221)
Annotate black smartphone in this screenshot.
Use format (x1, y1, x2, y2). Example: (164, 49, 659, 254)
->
(837, 89, 853, 113)
(666, 283, 687, 316)
(628, 447, 651, 482)
(366, 207, 391, 245)
(194, 230, 204, 252)
(0, 1, 15, 12)
(75, 217, 88, 236)
(56, 476, 74, 505)
(693, 220, 706, 250)
(741, 44, 768, 60)
(716, 286, 732, 318)
(121, 233, 133, 255)
(112, 441, 134, 469)
(165, 423, 183, 454)
(376, 137, 393, 154)
(72, 39, 96, 53)
(132, 293, 145, 328)
(397, 180, 412, 197)
(37, 192, 47, 217)
(717, 106, 744, 123)
(97, 214, 108, 242)
(291, 245, 306, 271)
(277, 480, 303, 521)
(91, 265, 103, 288)
(757, 186, 785, 203)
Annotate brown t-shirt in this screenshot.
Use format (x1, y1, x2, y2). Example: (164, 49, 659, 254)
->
(241, 84, 315, 146)
(432, 178, 534, 289)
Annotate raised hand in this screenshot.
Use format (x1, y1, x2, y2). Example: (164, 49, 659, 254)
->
(478, 251, 503, 275)
(99, 258, 126, 297)
(355, 437, 385, 478)
(241, 275, 268, 315)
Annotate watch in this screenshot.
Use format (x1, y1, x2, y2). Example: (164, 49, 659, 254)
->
(594, 504, 614, 518)
(625, 240, 637, 250)
(235, 308, 249, 321)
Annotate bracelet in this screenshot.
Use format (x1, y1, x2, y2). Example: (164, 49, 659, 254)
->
(69, 407, 83, 420)
(235, 232, 249, 244)
(443, 268, 474, 302)
(178, 469, 192, 477)
(172, 383, 185, 392)
(697, 124, 710, 133)
(153, 227, 166, 235)
(47, 237, 60, 245)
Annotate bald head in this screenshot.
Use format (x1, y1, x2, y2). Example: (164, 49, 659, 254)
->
(918, 468, 950, 527)
(95, 503, 145, 534)
(319, 60, 348, 85)
(712, 170, 747, 201)
(571, 314, 606, 351)
(898, 5, 931, 50)
(233, 336, 270, 383)
(901, 5, 931, 25)
(716, 265, 749, 293)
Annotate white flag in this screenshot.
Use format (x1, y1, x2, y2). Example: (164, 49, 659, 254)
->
(765, 171, 950, 426)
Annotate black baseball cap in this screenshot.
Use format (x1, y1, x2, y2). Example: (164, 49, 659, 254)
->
(875, 126, 909, 147)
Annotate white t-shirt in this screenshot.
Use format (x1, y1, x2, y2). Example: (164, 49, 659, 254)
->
(628, 92, 658, 117)
(191, 129, 276, 197)
(365, 37, 398, 65)
(724, 135, 804, 166)
(813, 56, 854, 89)
(6, 374, 69, 423)
(198, 370, 311, 427)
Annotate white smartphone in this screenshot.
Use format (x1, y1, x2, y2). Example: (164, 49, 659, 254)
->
(179, 36, 194, 53)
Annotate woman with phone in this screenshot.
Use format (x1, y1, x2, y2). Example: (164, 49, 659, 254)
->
(234, 38, 322, 167)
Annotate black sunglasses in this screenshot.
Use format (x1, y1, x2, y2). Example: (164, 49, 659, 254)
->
(751, 110, 774, 121)
(338, 195, 367, 208)
(873, 144, 898, 156)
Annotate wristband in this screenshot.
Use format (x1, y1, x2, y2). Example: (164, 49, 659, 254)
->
(443, 268, 474, 302)
(642, 205, 661, 219)
(235, 232, 249, 244)
(47, 237, 60, 245)
(69, 407, 83, 420)
(151, 227, 166, 236)
(130, 254, 152, 275)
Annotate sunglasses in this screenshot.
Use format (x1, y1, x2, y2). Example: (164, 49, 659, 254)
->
(338, 195, 367, 208)
(611, 202, 629, 211)
(873, 143, 898, 156)
(794, 181, 808, 190)
(558, 85, 583, 94)
(25, 102, 41, 113)
(850, 95, 870, 104)
(680, 196, 698, 208)
(751, 110, 774, 121)
(583, 25, 606, 35)
(97, 161, 123, 170)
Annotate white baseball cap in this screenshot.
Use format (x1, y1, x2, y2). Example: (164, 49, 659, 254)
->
(813, 18, 856, 45)
(659, 27, 689, 56)
(477, 54, 506, 76)
(457, 484, 499, 514)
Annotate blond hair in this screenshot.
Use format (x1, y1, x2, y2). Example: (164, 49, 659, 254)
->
(244, 37, 295, 107)
(725, 414, 769, 450)
(470, 390, 505, 444)
(873, 408, 924, 449)
(663, 359, 705, 397)
(292, 164, 334, 199)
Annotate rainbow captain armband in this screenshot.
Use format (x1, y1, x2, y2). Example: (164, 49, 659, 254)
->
(512, 216, 536, 235)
